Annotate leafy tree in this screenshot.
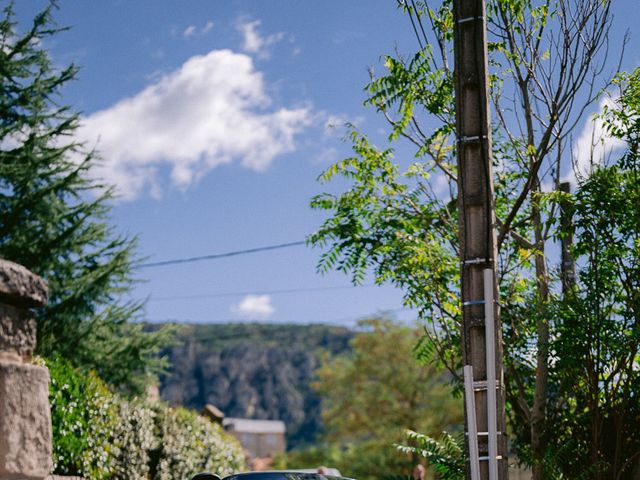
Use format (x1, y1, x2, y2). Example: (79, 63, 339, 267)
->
(284, 318, 462, 480)
(543, 68, 640, 479)
(0, 2, 171, 391)
(309, 0, 634, 477)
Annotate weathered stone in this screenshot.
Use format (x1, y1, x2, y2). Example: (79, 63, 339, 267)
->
(0, 361, 52, 479)
(0, 259, 48, 309)
(0, 303, 36, 359)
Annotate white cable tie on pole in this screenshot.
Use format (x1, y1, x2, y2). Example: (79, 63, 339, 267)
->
(484, 269, 499, 479)
(464, 365, 481, 480)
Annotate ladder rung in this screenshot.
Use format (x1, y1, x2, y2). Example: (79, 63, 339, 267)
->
(457, 16, 485, 24)
(472, 380, 501, 391)
(457, 134, 487, 143)
(463, 300, 486, 306)
(462, 257, 491, 266)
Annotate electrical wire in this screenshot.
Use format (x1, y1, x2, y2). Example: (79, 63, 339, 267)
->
(137, 240, 306, 269)
(399, 0, 425, 50)
(399, 0, 432, 52)
(410, 0, 431, 47)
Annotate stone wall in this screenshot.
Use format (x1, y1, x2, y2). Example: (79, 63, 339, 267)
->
(0, 259, 53, 480)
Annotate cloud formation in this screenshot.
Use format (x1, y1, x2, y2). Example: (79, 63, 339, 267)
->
(231, 294, 275, 320)
(570, 95, 626, 183)
(183, 21, 214, 38)
(236, 19, 284, 59)
(183, 25, 197, 37)
(78, 49, 312, 200)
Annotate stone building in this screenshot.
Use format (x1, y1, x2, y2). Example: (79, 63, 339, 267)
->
(223, 417, 286, 459)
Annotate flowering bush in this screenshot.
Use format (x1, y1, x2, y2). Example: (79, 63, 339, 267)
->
(154, 406, 245, 480)
(47, 358, 245, 479)
(48, 357, 115, 478)
(110, 397, 157, 479)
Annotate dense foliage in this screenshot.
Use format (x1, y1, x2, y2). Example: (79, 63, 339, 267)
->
(0, 2, 172, 391)
(47, 357, 245, 479)
(310, 1, 637, 478)
(278, 319, 462, 480)
(543, 68, 640, 478)
(48, 357, 116, 478)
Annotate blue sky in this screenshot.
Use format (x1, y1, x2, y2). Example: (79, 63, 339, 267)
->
(10, 0, 639, 325)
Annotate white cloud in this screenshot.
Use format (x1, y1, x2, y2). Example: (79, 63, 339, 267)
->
(231, 294, 275, 320)
(570, 95, 626, 184)
(236, 18, 284, 59)
(77, 49, 312, 200)
(183, 21, 214, 38)
(0, 132, 20, 151)
(183, 25, 197, 37)
(202, 21, 214, 34)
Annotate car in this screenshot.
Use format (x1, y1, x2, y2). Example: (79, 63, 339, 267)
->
(192, 471, 352, 480)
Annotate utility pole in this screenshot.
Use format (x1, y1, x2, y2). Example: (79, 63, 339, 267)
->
(559, 181, 576, 294)
(452, 0, 508, 478)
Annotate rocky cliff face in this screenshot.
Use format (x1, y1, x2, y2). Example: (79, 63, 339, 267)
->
(159, 323, 353, 449)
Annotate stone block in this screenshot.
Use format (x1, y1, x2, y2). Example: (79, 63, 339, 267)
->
(0, 303, 36, 359)
(0, 361, 52, 479)
(0, 259, 48, 309)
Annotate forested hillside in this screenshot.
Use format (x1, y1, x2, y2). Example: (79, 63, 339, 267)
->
(158, 323, 354, 448)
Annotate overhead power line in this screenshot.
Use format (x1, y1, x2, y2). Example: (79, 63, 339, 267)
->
(138, 240, 306, 269)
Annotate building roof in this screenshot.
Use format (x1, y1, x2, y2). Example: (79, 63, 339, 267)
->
(223, 417, 286, 434)
(202, 404, 225, 421)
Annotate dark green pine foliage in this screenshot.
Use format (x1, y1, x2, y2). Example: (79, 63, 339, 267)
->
(0, 2, 171, 392)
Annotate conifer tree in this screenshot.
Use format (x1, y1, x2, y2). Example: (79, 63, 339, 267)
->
(0, 2, 171, 392)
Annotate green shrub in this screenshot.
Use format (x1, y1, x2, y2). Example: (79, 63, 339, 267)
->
(48, 357, 115, 478)
(47, 358, 245, 479)
(153, 405, 245, 480)
(110, 397, 157, 479)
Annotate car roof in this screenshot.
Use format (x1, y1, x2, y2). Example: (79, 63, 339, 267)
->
(223, 471, 352, 480)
